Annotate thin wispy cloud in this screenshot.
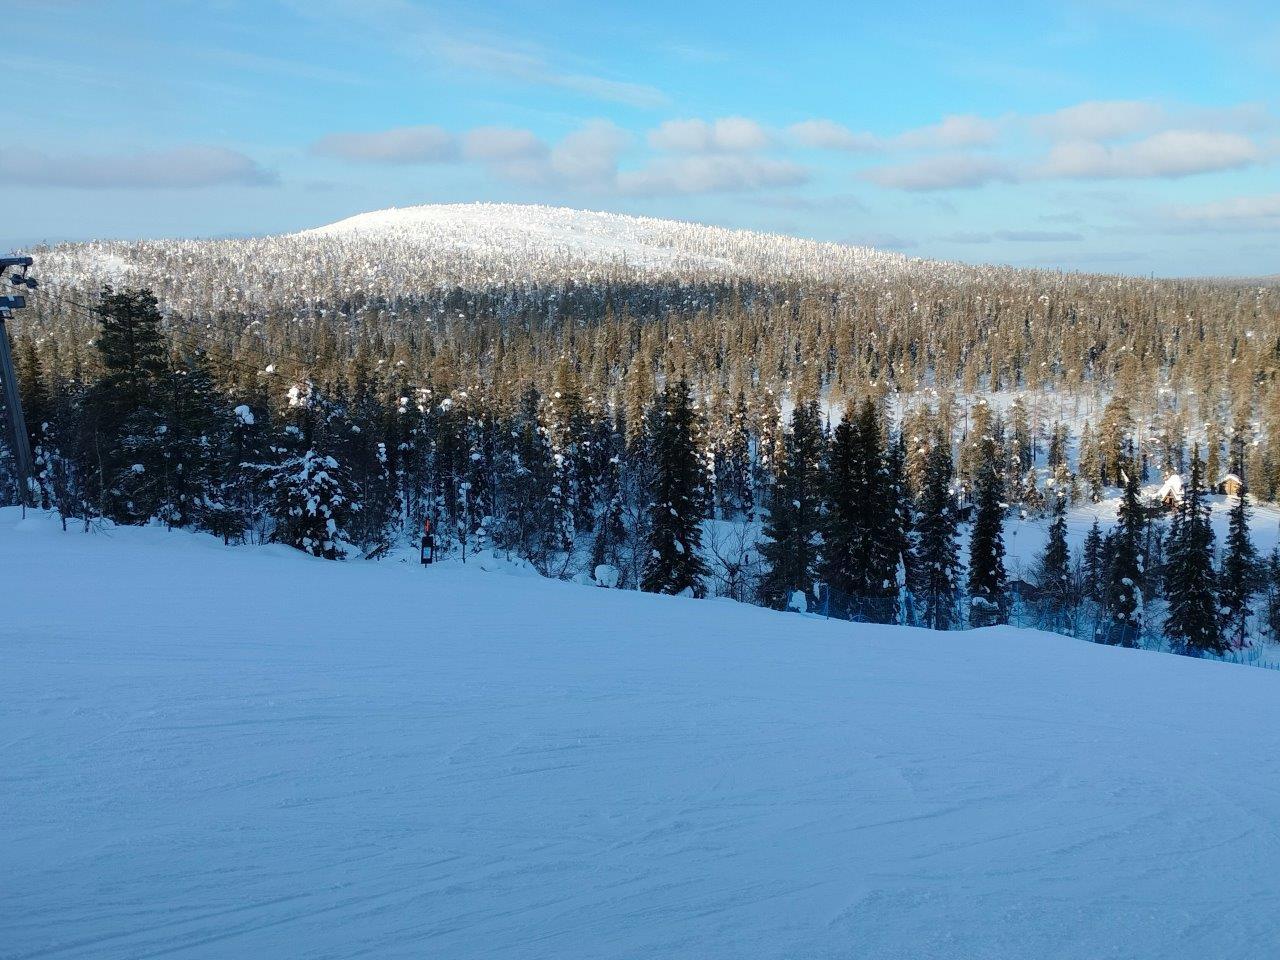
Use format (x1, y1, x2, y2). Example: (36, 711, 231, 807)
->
(281, 0, 666, 109)
(431, 37, 666, 109)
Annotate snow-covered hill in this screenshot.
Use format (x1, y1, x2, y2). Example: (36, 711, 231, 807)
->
(31, 202, 948, 309)
(298, 202, 910, 278)
(6, 507, 1280, 959)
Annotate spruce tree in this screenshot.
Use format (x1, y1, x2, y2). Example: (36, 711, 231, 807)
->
(822, 400, 896, 620)
(640, 380, 708, 597)
(911, 429, 960, 630)
(886, 428, 913, 624)
(83, 287, 168, 522)
(1264, 549, 1280, 643)
(268, 447, 357, 560)
(15, 338, 50, 508)
(1101, 453, 1145, 646)
(1082, 520, 1104, 601)
(1164, 449, 1224, 656)
(715, 390, 755, 519)
(758, 399, 824, 611)
(1219, 485, 1258, 650)
(967, 431, 1008, 625)
(1035, 489, 1073, 632)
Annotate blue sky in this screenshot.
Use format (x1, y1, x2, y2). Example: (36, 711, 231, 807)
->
(7, 0, 1280, 275)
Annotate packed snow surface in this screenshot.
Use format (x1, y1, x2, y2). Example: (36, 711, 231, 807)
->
(6, 508, 1280, 959)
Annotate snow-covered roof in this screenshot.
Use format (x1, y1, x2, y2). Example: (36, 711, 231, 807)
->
(1156, 473, 1184, 500)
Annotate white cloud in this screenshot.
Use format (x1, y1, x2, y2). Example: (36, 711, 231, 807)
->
(895, 114, 1000, 149)
(789, 114, 999, 152)
(461, 127, 546, 161)
(0, 145, 275, 188)
(1031, 100, 1166, 141)
(549, 120, 632, 184)
(648, 117, 771, 153)
(1164, 194, 1280, 232)
(996, 229, 1083, 242)
(1030, 100, 1273, 141)
(940, 230, 1083, 243)
(312, 126, 458, 163)
(619, 155, 808, 195)
(862, 155, 1013, 191)
(1037, 130, 1261, 179)
(788, 120, 881, 152)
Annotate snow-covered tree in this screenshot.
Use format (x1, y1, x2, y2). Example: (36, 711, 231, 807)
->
(268, 448, 357, 560)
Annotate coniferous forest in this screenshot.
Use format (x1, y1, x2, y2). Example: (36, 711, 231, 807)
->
(5, 214, 1280, 659)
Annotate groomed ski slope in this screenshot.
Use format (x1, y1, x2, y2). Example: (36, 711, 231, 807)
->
(5, 508, 1280, 960)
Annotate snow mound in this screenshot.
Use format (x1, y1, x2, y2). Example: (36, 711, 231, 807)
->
(5, 506, 1280, 959)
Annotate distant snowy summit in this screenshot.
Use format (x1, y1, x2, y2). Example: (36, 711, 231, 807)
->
(35, 202, 968, 308)
(294, 202, 912, 279)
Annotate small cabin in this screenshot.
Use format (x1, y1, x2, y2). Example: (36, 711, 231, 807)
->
(1217, 473, 1244, 497)
(1156, 473, 1184, 510)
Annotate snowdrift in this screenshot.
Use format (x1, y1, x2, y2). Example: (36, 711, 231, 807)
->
(4, 507, 1280, 959)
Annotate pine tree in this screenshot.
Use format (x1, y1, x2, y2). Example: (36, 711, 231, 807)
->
(967, 430, 1008, 625)
(911, 429, 960, 630)
(759, 399, 824, 611)
(1077, 422, 1103, 501)
(1097, 396, 1133, 486)
(641, 380, 708, 597)
(1164, 449, 1223, 656)
(1218, 486, 1258, 650)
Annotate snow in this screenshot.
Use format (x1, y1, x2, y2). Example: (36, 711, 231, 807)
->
(34, 203, 922, 310)
(6, 506, 1280, 958)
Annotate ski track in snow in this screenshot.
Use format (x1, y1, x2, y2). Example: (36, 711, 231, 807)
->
(4, 508, 1280, 959)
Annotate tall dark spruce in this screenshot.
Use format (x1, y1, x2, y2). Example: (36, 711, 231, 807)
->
(1164, 450, 1223, 656)
(640, 380, 709, 597)
(1219, 484, 1258, 650)
(966, 430, 1008, 626)
(822, 399, 899, 622)
(1101, 453, 1145, 647)
(759, 399, 824, 611)
(910, 429, 960, 630)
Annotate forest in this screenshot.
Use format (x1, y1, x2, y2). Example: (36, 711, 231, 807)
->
(4, 219, 1280, 658)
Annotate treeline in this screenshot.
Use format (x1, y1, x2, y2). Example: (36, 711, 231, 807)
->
(4, 286, 1278, 658)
